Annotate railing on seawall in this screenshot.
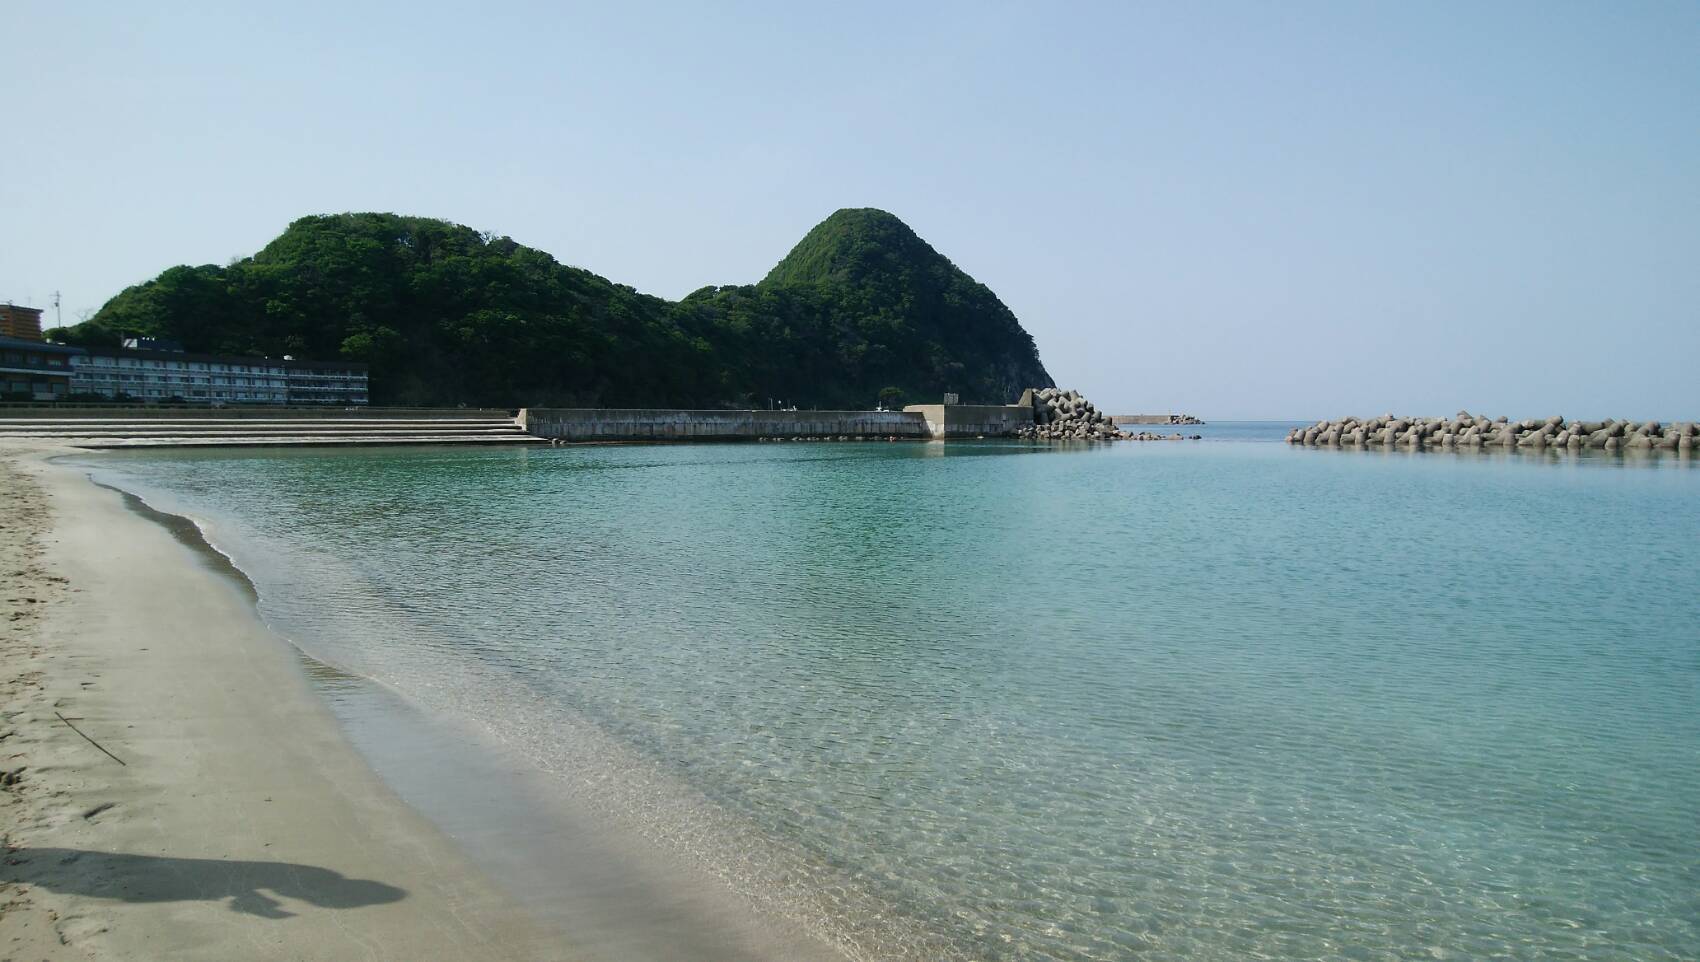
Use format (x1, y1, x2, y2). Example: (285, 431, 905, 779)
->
(518, 408, 931, 442)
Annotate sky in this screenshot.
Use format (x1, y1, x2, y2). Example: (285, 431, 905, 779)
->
(4, 1, 1696, 419)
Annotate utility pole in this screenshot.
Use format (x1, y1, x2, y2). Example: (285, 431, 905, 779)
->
(53, 291, 61, 329)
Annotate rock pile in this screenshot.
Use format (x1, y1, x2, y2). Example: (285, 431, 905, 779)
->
(1015, 388, 1201, 442)
(1288, 413, 1696, 452)
(1017, 388, 1126, 440)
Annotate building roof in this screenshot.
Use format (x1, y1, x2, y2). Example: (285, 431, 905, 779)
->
(0, 335, 85, 356)
(1, 333, 365, 373)
(78, 343, 367, 373)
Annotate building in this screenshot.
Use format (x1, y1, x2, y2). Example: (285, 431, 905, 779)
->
(0, 304, 45, 341)
(68, 341, 368, 406)
(1, 336, 80, 400)
(279, 359, 371, 405)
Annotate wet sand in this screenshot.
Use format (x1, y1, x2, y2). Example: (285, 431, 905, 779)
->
(0, 444, 552, 960)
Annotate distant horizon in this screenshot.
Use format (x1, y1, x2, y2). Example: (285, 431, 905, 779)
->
(6, 2, 1695, 417)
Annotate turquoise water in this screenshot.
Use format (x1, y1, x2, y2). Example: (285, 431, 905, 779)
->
(85, 432, 1700, 960)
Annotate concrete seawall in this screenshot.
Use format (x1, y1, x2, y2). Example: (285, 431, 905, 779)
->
(1111, 414, 1206, 426)
(519, 408, 931, 441)
(902, 404, 1035, 439)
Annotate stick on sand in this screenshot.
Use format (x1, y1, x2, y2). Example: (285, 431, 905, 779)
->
(56, 711, 127, 766)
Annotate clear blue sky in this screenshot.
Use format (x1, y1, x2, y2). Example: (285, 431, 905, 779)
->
(5, 1, 1696, 418)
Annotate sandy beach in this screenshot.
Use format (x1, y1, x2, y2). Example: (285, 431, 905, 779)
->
(0, 445, 552, 960)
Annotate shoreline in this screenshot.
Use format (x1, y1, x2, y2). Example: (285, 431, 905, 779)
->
(0, 444, 551, 960)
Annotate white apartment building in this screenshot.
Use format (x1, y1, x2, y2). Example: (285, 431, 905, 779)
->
(70, 339, 368, 405)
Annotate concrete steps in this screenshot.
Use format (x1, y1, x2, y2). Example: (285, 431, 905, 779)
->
(69, 434, 548, 448)
(2, 415, 545, 448)
(0, 422, 522, 437)
(0, 420, 519, 427)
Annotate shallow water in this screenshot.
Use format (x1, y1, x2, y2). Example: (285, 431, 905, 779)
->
(82, 429, 1700, 961)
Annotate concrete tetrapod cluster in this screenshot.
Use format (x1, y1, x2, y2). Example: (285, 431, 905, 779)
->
(1016, 388, 1201, 442)
(1287, 413, 1698, 452)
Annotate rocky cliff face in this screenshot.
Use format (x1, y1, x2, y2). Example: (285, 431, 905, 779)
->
(757, 208, 1054, 404)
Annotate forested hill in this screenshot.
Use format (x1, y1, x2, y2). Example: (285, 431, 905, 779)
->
(56, 209, 1054, 409)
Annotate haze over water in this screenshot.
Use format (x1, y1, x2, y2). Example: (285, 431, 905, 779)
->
(87, 433, 1700, 960)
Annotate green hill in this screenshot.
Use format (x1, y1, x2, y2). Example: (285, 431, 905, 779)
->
(54, 209, 1054, 409)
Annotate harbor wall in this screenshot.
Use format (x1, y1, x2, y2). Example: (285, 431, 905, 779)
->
(519, 408, 931, 441)
(1111, 414, 1205, 426)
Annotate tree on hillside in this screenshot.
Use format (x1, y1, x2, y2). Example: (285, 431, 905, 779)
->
(61, 209, 1054, 408)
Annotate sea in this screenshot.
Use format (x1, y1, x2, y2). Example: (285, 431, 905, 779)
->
(77, 422, 1700, 961)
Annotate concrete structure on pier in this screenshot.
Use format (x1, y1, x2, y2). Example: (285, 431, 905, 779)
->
(902, 403, 1035, 438)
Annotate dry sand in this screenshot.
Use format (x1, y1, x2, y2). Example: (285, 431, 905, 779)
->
(0, 444, 556, 960)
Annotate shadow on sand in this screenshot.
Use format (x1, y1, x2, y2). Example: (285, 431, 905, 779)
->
(3, 847, 407, 919)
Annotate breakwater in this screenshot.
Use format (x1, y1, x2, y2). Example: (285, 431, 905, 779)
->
(1111, 413, 1206, 426)
(1289, 413, 1696, 451)
(519, 408, 930, 442)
